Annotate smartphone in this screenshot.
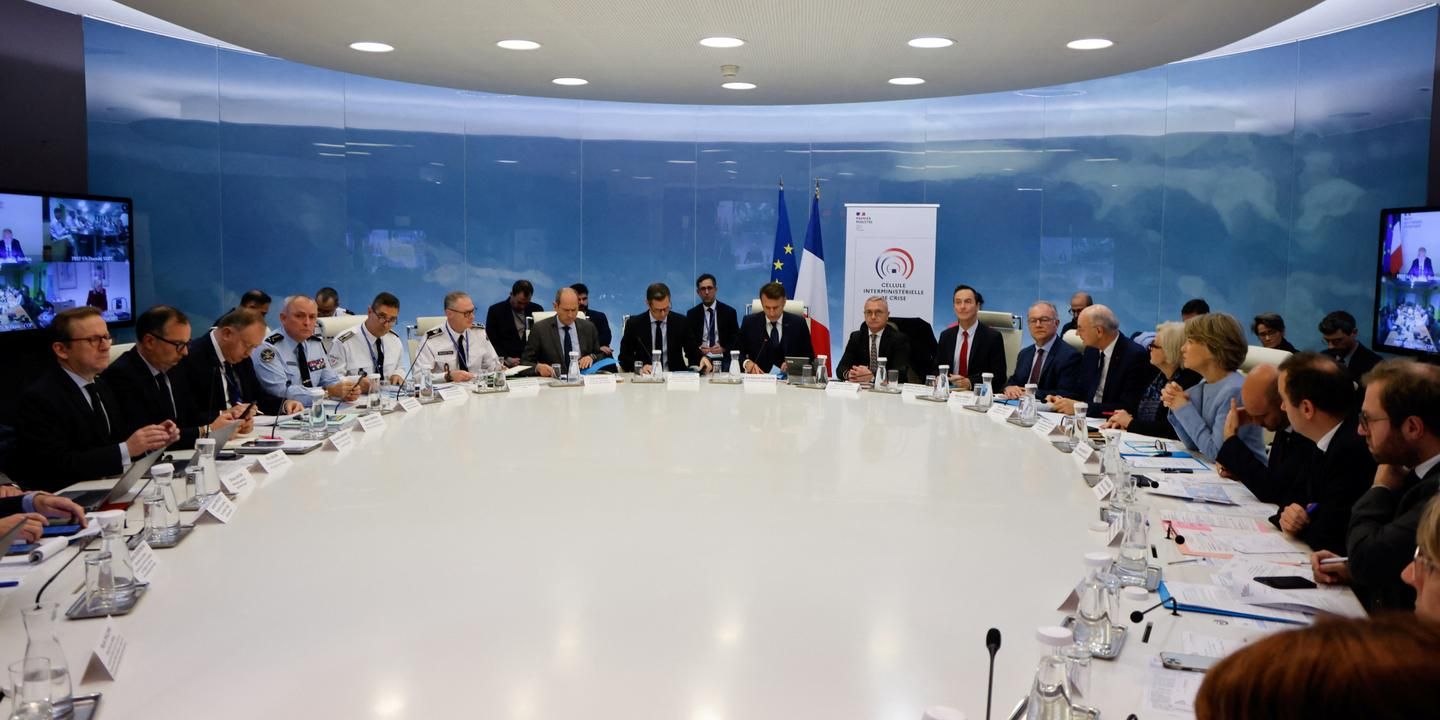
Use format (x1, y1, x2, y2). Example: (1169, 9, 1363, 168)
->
(1254, 575, 1318, 590)
(1160, 652, 1220, 673)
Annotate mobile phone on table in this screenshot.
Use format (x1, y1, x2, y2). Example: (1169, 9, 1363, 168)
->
(1160, 652, 1219, 673)
(1254, 575, 1317, 590)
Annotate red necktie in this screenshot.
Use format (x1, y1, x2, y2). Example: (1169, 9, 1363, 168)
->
(958, 330, 970, 377)
(1028, 348, 1045, 384)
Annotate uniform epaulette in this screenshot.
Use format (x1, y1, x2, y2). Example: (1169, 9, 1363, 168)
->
(471, 322, 486, 330)
(265, 332, 284, 344)
(336, 330, 356, 343)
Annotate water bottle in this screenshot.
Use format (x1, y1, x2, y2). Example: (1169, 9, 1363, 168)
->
(976, 372, 994, 409)
(875, 357, 889, 388)
(729, 350, 741, 378)
(194, 437, 219, 495)
(367, 374, 380, 410)
(21, 603, 71, 716)
(815, 355, 828, 386)
(145, 462, 181, 544)
(1100, 427, 1122, 478)
(933, 364, 951, 399)
(1020, 383, 1039, 423)
(1028, 627, 1077, 720)
(307, 387, 327, 434)
(1075, 552, 1117, 655)
(1117, 504, 1150, 576)
(1070, 401, 1089, 450)
(94, 510, 138, 605)
(420, 366, 433, 396)
(568, 350, 580, 382)
(651, 349, 663, 379)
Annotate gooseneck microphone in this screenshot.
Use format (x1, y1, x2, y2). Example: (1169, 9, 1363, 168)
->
(1164, 521, 1186, 545)
(1129, 597, 1181, 624)
(401, 326, 445, 391)
(985, 627, 1001, 720)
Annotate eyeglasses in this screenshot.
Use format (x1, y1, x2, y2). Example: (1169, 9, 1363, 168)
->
(64, 334, 112, 347)
(1027, 317, 1056, 325)
(1417, 548, 1436, 576)
(1358, 411, 1390, 431)
(147, 333, 189, 352)
(446, 308, 476, 318)
(372, 310, 398, 324)
(1148, 343, 1161, 350)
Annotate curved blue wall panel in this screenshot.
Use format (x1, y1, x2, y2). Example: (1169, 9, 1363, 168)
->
(85, 10, 1435, 357)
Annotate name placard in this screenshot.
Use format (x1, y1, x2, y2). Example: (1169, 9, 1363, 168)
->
(1073, 441, 1096, 463)
(397, 397, 423, 413)
(81, 618, 126, 682)
(667, 373, 701, 391)
(324, 429, 356, 453)
(438, 385, 469, 403)
(583, 374, 617, 393)
(355, 413, 386, 433)
(742, 375, 778, 394)
(129, 541, 159, 583)
(195, 493, 237, 524)
(986, 404, 1015, 423)
(219, 467, 252, 495)
(1032, 415, 1059, 437)
(1092, 476, 1115, 501)
(254, 450, 292, 474)
(825, 381, 861, 397)
(508, 381, 541, 398)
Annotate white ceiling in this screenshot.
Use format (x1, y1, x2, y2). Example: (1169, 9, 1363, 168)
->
(28, 0, 1431, 105)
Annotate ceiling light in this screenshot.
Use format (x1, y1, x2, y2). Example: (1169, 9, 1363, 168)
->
(722, 82, 756, 90)
(700, 37, 745, 48)
(908, 37, 953, 49)
(497, 40, 541, 50)
(1066, 38, 1113, 50)
(349, 42, 394, 53)
(888, 77, 925, 86)
(552, 77, 588, 86)
(496, 160, 518, 164)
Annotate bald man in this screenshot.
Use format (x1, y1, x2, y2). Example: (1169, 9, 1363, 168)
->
(521, 287, 607, 377)
(1049, 304, 1152, 417)
(1216, 363, 1317, 504)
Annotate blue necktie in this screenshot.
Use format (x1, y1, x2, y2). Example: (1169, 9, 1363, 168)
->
(563, 325, 574, 359)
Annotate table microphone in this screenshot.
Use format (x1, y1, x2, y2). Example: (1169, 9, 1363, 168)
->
(1129, 597, 1181, 624)
(401, 327, 445, 391)
(1164, 521, 1185, 545)
(985, 627, 1001, 720)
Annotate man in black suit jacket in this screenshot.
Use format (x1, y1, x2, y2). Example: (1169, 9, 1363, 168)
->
(101, 305, 251, 451)
(1319, 310, 1382, 387)
(10, 307, 179, 492)
(522, 288, 608, 376)
(686, 273, 741, 371)
(935, 285, 1007, 393)
(1216, 365, 1315, 504)
(1312, 359, 1440, 610)
(1049, 304, 1152, 417)
(1408, 248, 1434, 279)
(484, 279, 544, 366)
(572, 283, 613, 355)
(1003, 301, 1083, 400)
(836, 296, 910, 383)
(1271, 354, 1375, 556)
(174, 308, 300, 419)
(738, 282, 812, 374)
(618, 283, 711, 373)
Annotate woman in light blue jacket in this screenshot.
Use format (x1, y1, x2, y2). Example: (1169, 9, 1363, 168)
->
(1165, 312, 1266, 461)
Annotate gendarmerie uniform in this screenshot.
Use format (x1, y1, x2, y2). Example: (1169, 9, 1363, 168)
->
(329, 323, 406, 380)
(415, 322, 501, 376)
(252, 331, 341, 406)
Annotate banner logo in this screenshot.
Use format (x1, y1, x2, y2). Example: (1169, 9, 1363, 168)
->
(874, 247, 915, 280)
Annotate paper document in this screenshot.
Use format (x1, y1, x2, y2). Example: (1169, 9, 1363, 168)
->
(1161, 510, 1271, 533)
(1224, 533, 1304, 555)
(1164, 581, 1312, 624)
(1181, 631, 1244, 658)
(505, 365, 531, 377)
(1142, 660, 1204, 717)
(1128, 456, 1209, 470)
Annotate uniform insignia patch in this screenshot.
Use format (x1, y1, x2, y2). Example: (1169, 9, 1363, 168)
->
(260, 348, 276, 362)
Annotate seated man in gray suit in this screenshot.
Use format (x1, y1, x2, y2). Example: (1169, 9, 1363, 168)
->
(521, 287, 608, 376)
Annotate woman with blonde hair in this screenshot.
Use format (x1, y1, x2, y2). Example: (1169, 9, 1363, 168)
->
(1164, 312, 1265, 459)
(1404, 495, 1440, 623)
(1102, 322, 1200, 438)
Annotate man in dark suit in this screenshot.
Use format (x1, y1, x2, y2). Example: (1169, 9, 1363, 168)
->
(571, 283, 613, 356)
(1061, 291, 1092, 335)
(686, 273, 740, 371)
(484, 279, 544, 366)
(1272, 353, 1375, 556)
(836, 296, 910, 384)
(1003, 301, 1082, 400)
(1408, 247, 1434, 279)
(1217, 364, 1315, 504)
(174, 308, 302, 419)
(522, 288, 608, 376)
(935, 285, 1007, 393)
(1313, 359, 1440, 610)
(618, 283, 711, 374)
(102, 305, 251, 451)
(1049, 304, 1152, 417)
(9, 307, 179, 492)
(738, 281, 812, 374)
(1319, 310, 1381, 387)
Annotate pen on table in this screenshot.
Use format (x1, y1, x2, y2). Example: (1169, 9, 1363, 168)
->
(1161, 468, 1193, 474)
(1320, 556, 1348, 566)
(0, 579, 19, 588)
(1142, 622, 1153, 643)
(1168, 558, 1203, 566)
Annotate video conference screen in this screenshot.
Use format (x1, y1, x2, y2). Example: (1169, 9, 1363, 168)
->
(0, 190, 134, 335)
(1375, 206, 1440, 356)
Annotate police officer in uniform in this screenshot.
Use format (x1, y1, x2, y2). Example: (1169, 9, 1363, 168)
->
(415, 291, 501, 382)
(315, 286, 352, 318)
(252, 295, 361, 406)
(330, 291, 407, 385)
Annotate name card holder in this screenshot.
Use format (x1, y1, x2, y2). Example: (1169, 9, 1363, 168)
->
(195, 493, 238, 524)
(80, 618, 126, 682)
(986, 404, 1015, 423)
(396, 397, 423, 413)
(254, 450, 292, 474)
(742, 375, 778, 394)
(667, 373, 701, 392)
(583, 374, 618, 393)
(324, 429, 356, 453)
(355, 413, 386, 433)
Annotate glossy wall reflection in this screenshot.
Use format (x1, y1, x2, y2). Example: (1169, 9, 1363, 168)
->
(85, 11, 1435, 358)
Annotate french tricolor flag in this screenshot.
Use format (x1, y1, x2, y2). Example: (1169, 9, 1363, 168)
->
(794, 185, 831, 376)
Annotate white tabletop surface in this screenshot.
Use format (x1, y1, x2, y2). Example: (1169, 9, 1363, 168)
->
(0, 381, 1348, 720)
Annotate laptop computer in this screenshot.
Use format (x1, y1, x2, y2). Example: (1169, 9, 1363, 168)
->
(168, 420, 244, 472)
(784, 356, 815, 384)
(60, 449, 164, 512)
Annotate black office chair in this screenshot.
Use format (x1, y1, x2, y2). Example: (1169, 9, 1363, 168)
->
(853, 316, 935, 384)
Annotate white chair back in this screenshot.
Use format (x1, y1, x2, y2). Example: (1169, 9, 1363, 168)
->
(747, 299, 807, 317)
(977, 310, 1023, 378)
(1241, 345, 1292, 374)
(318, 315, 364, 340)
(109, 342, 134, 363)
(530, 310, 587, 324)
(1062, 329, 1084, 351)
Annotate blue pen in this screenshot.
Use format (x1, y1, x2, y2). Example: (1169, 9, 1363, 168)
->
(1306, 503, 1319, 514)
(0, 579, 19, 588)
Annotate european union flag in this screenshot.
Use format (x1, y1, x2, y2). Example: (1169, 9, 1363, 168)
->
(770, 183, 797, 292)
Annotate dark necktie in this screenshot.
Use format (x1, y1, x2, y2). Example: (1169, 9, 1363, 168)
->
(654, 321, 664, 367)
(375, 337, 385, 374)
(958, 330, 970, 377)
(85, 382, 110, 435)
(868, 333, 879, 371)
(456, 332, 469, 370)
(707, 306, 717, 346)
(1028, 348, 1045, 384)
(562, 324, 574, 359)
(155, 371, 176, 418)
(223, 362, 243, 405)
(296, 342, 312, 387)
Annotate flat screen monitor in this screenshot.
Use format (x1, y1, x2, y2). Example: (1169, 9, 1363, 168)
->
(1375, 206, 1440, 357)
(0, 189, 135, 335)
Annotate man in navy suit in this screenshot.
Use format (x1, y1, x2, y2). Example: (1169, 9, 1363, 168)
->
(618, 282, 711, 374)
(686, 273, 740, 371)
(1003, 301, 1083, 400)
(1049, 304, 1153, 417)
(935, 284, 1007, 393)
(484, 280, 544, 366)
(739, 281, 812, 374)
(571, 283, 613, 356)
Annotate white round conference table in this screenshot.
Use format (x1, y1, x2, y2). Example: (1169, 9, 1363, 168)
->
(0, 379, 1286, 720)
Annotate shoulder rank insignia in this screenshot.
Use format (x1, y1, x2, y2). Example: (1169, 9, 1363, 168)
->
(265, 332, 284, 345)
(260, 347, 277, 362)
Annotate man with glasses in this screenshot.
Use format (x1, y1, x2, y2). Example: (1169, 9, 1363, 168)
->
(621, 282, 710, 374)
(329, 292, 407, 385)
(1318, 310, 1381, 387)
(10, 307, 179, 491)
(1003, 301, 1082, 400)
(102, 305, 251, 450)
(836, 296, 910, 384)
(416, 291, 501, 382)
(1313, 359, 1440, 610)
(175, 308, 302, 419)
(253, 296, 362, 407)
(1061, 291, 1092, 335)
(522, 288, 606, 377)
(686, 274, 739, 371)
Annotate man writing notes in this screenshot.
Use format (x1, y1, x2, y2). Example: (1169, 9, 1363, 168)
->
(523, 288, 607, 376)
(619, 283, 709, 374)
(485, 280, 543, 367)
(835, 296, 910, 384)
(737, 281, 811, 374)
(252, 295, 362, 406)
(175, 309, 303, 418)
(416, 291, 502, 382)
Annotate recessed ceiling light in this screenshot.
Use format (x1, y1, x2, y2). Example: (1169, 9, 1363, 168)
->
(497, 40, 541, 50)
(908, 37, 954, 49)
(888, 77, 925, 86)
(722, 82, 756, 90)
(1066, 38, 1113, 50)
(552, 77, 588, 86)
(496, 160, 518, 164)
(349, 42, 394, 53)
(700, 37, 745, 48)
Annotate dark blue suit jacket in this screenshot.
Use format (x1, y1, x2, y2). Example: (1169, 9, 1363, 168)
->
(1005, 339, 1083, 399)
(1078, 333, 1153, 416)
(586, 308, 612, 348)
(738, 312, 812, 372)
